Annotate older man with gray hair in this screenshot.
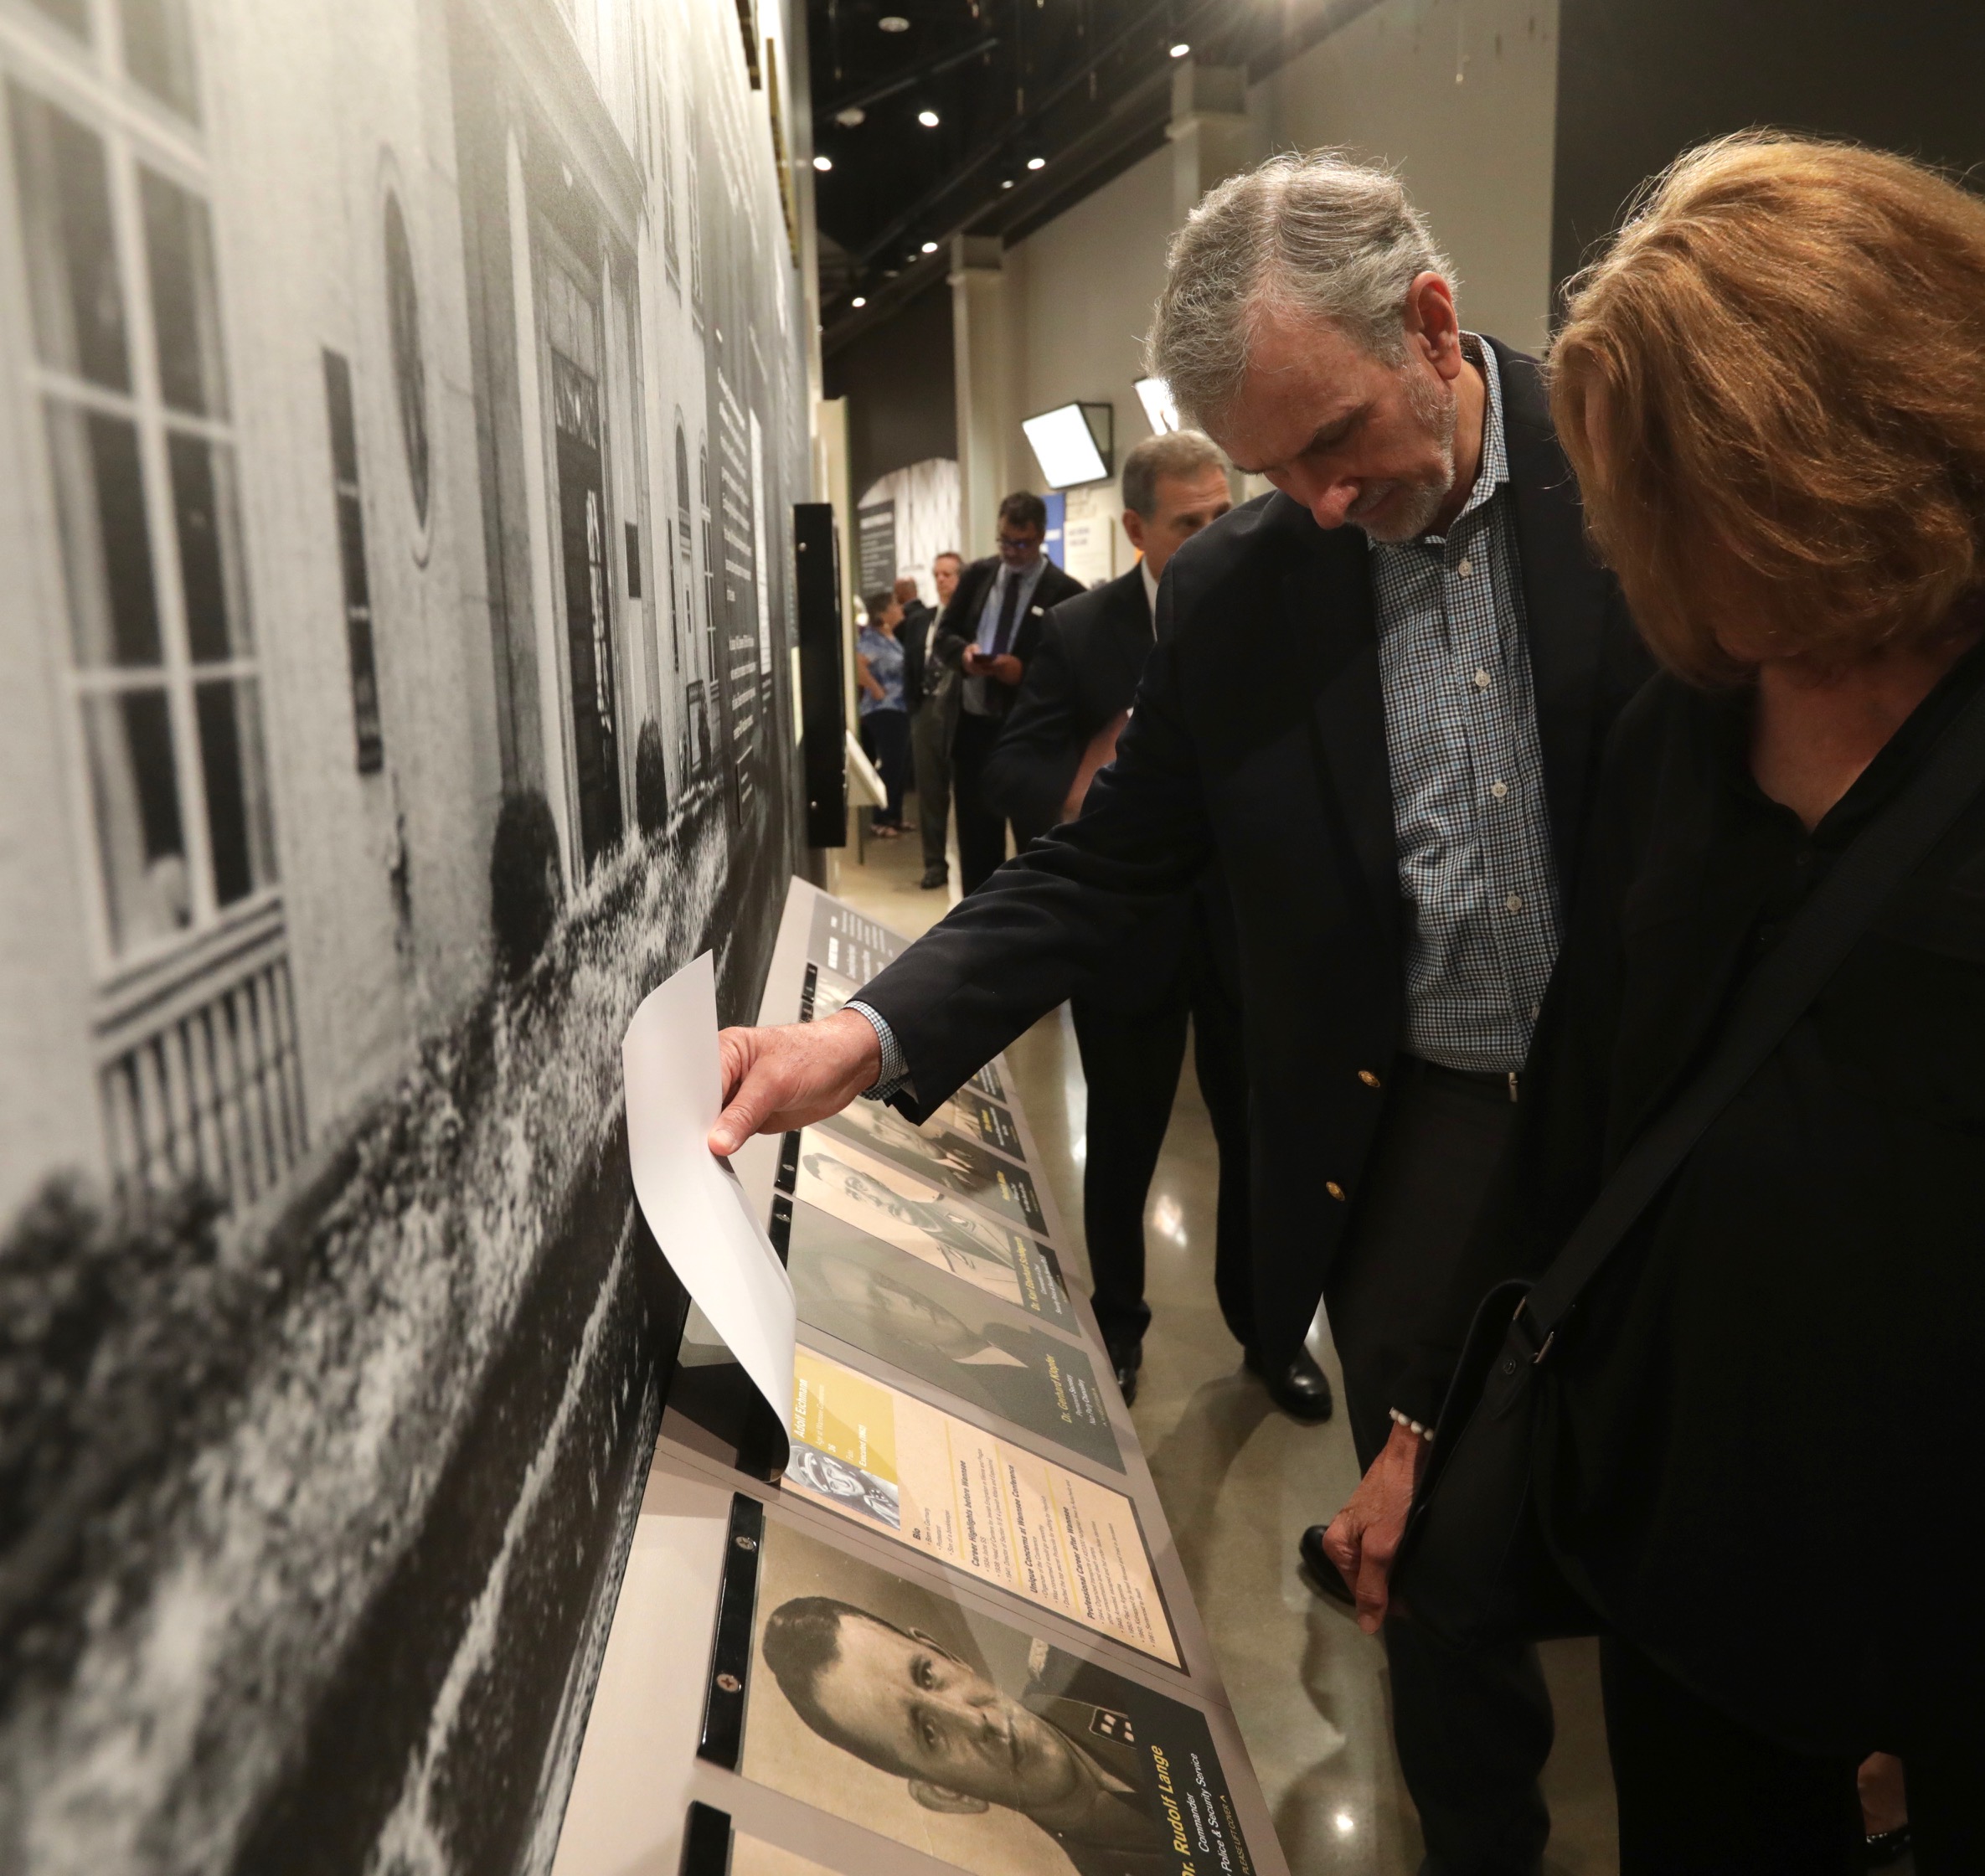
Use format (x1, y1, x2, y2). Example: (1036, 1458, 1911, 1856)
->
(707, 151, 1649, 1873)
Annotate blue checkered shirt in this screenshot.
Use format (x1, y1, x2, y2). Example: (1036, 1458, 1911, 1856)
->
(851, 340, 1558, 1099)
(1368, 338, 1560, 1074)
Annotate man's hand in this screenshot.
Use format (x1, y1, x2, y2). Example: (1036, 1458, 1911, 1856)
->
(1063, 710, 1129, 822)
(708, 1010, 883, 1156)
(964, 647, 1023, 685)
(1321, 1422, 1431, 1633)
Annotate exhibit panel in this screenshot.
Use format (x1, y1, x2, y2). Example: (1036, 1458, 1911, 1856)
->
(552, 882, 1287, 1876)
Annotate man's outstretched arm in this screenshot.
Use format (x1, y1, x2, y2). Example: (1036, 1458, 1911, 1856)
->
(706, 626, 1212, 1154)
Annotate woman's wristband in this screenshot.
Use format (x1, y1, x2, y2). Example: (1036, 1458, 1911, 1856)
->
(1388, 1406, 1435, 1443)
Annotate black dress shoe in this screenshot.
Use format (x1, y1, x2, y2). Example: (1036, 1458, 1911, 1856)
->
(1298, 1523, 1358, 1605)
(1106, 1340, 1142, 1408)
(1244, 1344, 1335, 1422)
(920, 866, 947, 889)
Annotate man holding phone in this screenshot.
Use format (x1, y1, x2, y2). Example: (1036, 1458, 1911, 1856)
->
(932, 491, 1085, 894)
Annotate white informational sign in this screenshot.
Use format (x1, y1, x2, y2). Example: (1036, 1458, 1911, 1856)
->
(622, 953, 797, 1426)
(1061, 482, 1118, 587)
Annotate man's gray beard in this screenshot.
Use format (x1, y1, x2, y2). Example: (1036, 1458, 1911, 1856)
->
(1353, 368, 1458, 544)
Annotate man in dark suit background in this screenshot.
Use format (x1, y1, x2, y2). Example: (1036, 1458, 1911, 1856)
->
(931, 492, 1085, 894)
(981, 430, 1329, 1421)
(711, 152, 1650, 1873)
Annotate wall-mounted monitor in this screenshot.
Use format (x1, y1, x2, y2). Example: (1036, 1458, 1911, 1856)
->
(1022, 400, 1114, 487)
(1132, 375, 1181, 435)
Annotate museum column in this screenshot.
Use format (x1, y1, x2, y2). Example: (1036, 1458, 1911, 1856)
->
(1168, 61, 1256, 224)
(949, 234, 1009, 561)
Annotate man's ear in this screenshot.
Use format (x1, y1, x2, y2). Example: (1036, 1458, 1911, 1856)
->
(1122, 508, 1147, 555)
(910, 1781, 991, 1815)
(1403, 271, 1462, 377)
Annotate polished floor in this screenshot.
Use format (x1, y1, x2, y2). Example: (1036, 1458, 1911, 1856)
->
(823, 814, 1622, 1876)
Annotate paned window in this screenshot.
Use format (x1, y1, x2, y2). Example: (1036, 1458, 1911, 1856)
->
(5, 8, 276, 967)
(322, 350, 383, 771)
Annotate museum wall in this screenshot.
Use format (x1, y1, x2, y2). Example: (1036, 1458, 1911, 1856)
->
(0, 0, 814, 1866)
(822, 275, 954, 511)
(1552, 0, 1985, 293)
(1250, 0, 1560, 355)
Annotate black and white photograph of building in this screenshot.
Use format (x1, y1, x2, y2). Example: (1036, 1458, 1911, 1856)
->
(0, 0, 814, 1866)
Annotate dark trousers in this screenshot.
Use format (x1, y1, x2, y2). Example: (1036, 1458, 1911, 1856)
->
(859, 708, 910, 830)
(911, 690, 954, 874)
(1603, 1640, 1981, 1874)
(1070, 939, 1252, 1356)
(1323, 1059, 1552, 1876)
(951, 710, 1013, 894)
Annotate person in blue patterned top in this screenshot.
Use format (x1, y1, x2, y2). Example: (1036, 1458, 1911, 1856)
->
(857, 590, 910, 834)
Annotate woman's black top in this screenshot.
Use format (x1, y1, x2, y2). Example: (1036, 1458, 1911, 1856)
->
(1498, 642, 1985, 1757)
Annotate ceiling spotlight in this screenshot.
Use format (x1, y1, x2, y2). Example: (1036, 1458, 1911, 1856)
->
(920, 240, 938, 254)
(812, 154, 833, 173)
(851, 296, 868, 308)
(1001, 178, 1013, 189)
(1026, 155, 1045, 171)
(1170, 41, 1190, 57)
(879, 13, 909, 29)
(835, 106, 866, 127)
(917, 108, 940, 127)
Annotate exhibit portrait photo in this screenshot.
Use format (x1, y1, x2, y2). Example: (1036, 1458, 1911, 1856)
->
(788, 1127, 1071, 1324)
(819, 1106, 1049, 1234)
(0, 0, 810, 1867)
(784, 1195, 1122, 1470)
(742, 1520, 1252, 1876)
(786, 1351, 1179, 1665)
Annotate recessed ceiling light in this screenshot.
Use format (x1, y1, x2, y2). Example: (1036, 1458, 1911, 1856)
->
(879, 13, 909, 29)
(1170, 41, 1190, 58)
(812, 154, 833, 172)
(920, 240, 938, 254)
(1001, 178, 1013, 189)
(1026, 156, 1045, 171)
(917, 108, 940, 127)
(835, 106, 866, 127)
(851, 296, 867, 308)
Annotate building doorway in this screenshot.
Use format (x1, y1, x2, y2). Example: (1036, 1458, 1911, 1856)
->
(543, 252, 624, 873)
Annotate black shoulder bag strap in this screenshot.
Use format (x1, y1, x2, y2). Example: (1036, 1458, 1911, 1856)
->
(1395, 671, 1985, 1649)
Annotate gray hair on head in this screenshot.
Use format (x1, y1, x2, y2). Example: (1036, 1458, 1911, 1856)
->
(1147, 150, 1456, 426)
(1120, 429, 1226, 518)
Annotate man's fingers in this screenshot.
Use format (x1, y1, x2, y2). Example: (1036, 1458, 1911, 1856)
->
(709, 1088, 766, 1156)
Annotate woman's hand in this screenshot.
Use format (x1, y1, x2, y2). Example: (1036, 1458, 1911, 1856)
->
(1321, 1421, 1431, 1632)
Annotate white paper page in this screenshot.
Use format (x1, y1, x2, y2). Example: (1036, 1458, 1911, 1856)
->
(622, 952, 797, 1426)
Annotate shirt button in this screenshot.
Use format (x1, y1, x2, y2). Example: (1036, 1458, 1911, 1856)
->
(1357, 1069, 1381, 1089)
(1505, 892, 1524, 913)
(1326, 1181, 1347, 1201)
(1489, 781, 1508, 799)
(1457, 555, 1473, 577)
(1473, 668, 1492, 690)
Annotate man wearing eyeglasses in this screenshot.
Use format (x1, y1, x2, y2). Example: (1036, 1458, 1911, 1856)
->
(931, 491, 1085, 894)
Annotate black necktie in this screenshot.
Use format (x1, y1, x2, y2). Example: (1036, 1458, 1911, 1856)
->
(990, 572, 1024, 657)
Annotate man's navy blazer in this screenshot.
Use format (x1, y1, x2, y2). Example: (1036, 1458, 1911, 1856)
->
(982, 564, 1155, 843)
(857, 342, 1651, 1384)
